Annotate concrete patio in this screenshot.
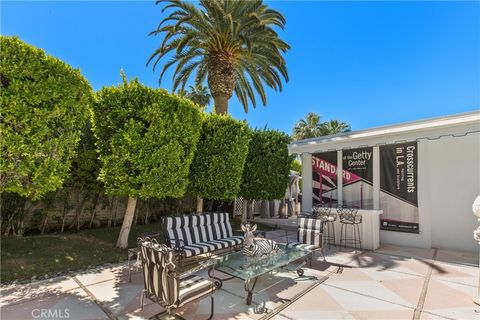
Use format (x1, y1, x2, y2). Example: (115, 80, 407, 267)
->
(1, 230, 478, 320)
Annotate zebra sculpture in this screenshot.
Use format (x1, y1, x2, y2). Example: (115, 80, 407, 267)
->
(241, 223, 279, 257)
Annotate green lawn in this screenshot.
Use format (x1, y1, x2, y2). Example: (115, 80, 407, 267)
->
(0, 217, 273, 284)
(0, 223, 162, 284)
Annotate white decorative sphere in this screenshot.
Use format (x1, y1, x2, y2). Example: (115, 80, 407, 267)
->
(473, 195, 480, 218)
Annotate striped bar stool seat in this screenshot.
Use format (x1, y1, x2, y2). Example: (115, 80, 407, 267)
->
(139, 238, 216, 320)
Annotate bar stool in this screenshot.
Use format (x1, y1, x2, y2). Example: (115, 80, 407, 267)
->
(337, 206, 362, 252)
(313, 205, 336, 249)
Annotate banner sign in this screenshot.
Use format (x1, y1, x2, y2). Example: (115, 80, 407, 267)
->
(342, 147, 373, 184)
(380, 142, 419, 233)
(342, 147, 374, 209)
(311, 151, 338, 206)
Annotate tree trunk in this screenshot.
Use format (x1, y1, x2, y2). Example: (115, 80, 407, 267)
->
(144, 203, 150, 225)
(134, 201, 139, 226)
(113, 197, 120, 227)
(245, 200, 254, 223)
(205, 200, 213, 213)
(61, 191, 69, 233)
(76, 194, 87, 231)
(88, 192, 101, 229)
(116, 196, 137, 249)
(41, 215, 48, 234)
(196, 197, 203, 213)
(213, 95, 229, 114)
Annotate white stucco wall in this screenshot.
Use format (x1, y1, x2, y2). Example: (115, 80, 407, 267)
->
(426, 133, 480, 252)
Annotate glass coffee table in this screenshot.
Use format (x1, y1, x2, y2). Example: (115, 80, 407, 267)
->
(208, 243, 314, 305)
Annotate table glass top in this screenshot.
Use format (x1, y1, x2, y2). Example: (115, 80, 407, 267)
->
(211, 243, 311, 280)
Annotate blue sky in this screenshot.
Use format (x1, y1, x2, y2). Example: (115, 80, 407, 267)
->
(2, 1, 479, 134)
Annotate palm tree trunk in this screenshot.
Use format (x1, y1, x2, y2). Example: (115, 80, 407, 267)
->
(214, 95, 229, 114)
(116, 196, 137, 249)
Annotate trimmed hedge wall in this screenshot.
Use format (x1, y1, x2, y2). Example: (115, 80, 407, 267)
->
(0, 36, 93, 200)
(92, 76, 202, 199)
(240, 129, 292, 200)
(189, 114, 251, 200)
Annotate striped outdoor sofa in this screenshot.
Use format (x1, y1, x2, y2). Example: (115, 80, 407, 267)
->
(161, 212, 243, 260)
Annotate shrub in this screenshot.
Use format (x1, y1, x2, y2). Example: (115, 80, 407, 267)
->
(92, 76, 202, 199)
(291, 159, 302, 173)
(92, 76, 202, 248)
(0, 36, 93, 200)
(189, 114, 251, 200)
(241, 129, 292, 200)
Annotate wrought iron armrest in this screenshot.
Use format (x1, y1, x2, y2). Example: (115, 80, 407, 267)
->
(136, 232, 161, 247)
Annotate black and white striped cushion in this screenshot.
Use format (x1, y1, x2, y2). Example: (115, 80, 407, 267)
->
(293, 217, 324, 248)
(140, 242, 179, 307)
(165, 216, 193, 246)
(178, 274, 214, 307)
(298, 228, 322, 247)
(164, 213, 239, 257)
(140, 241, 214, 310)
(189, 214, 204, 243)
(205, 212, 231, 240)
(182, 236, 243, 257)
(298, 217, 323, 233)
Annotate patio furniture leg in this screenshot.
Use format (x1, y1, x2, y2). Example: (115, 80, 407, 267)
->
(128, 259, 132, 282)
(327, 222, 331, 250)
(127, 248, 137, 283)
(353, 224, 357, 252)
(356, 223, 362, 250)
(245, 277, 259, 305)
(208, 266, 235, 289)
(339, 223, 344, 251)
(208, 295, 214, 320)
(331, 222, 336, 248)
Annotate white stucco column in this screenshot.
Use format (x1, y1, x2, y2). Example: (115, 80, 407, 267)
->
(301, 152, 313, 212)
(337, 150, 343, 206)
(373, 146, 380, 210)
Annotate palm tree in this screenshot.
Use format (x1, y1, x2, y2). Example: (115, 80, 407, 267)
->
(320, 120, 351, 135)
(292, 112, 323, 141)
(185, 84, 211, 110)
(292, 113, 351, 140)
(148, 0, 289, 114)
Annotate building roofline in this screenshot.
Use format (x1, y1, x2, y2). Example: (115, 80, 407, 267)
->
(289, 110, 480, 152)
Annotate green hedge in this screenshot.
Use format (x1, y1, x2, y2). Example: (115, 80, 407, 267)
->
(92, 77, 202, 199)
(241, 129, 292, 200)
(0, 36, 93, 200)
(189, 114, 251, 200)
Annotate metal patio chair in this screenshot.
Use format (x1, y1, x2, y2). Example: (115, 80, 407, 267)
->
(139, 238, 216, 320)
(337, 206, 362, 252)
(286, 214, 326, 268)
(313, 204, 337, 249)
